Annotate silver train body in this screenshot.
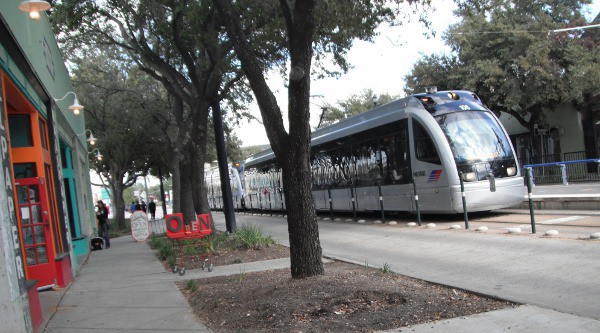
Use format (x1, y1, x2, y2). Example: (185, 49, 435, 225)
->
(207, 90, 524, 214)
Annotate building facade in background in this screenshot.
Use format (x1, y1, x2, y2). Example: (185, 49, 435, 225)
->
(0, 1, 95, 332)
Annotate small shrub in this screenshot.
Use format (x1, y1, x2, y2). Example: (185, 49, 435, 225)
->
(382, 262, 391, 274)
(159, 244, 174, 261)
(233, 223, 275, 248)
(185, 280, 198, 292)
(167, 256, 176, 269)
(211, 231, 229, 251)
(149, 235, 165, 250)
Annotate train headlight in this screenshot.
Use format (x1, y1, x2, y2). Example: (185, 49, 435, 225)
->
(506, 167, 517, 176)
(461, 172, 477, 182)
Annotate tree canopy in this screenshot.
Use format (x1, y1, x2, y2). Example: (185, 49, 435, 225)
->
(404, 0, 599, 131)
(317, 89, 399, 128)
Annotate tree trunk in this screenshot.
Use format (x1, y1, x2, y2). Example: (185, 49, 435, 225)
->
(111, 182, 126, 228)
(281, 155, 323, 278)
(179, 148, 197, 222)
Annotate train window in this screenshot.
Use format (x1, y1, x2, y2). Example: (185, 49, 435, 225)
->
(413, 121, 441, 165)
(381, 119, 411, 184)
(311, 144, 354, 189)
(353, 139, 381, 186)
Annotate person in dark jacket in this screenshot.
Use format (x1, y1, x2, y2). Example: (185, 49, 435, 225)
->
(96, 200, 110, 248)
(148, 199, 157, 220)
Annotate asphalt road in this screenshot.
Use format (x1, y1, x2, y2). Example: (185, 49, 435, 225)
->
(212, 211, 600, 321)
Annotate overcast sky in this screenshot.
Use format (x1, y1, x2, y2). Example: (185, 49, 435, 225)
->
(233, 0, 600, 147)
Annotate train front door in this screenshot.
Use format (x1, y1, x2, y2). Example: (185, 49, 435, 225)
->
(15, 177, 57, 288)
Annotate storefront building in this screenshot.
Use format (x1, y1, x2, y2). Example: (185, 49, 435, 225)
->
(1, 1, 95, 332)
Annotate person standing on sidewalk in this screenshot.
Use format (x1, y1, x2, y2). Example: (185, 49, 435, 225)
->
(148, 199, 156, 220)
(96, 200, 111, 248)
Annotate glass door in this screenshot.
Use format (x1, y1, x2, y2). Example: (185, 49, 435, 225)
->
(16, 177, 56, 288)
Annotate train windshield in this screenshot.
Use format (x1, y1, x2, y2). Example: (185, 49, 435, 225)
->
(435, 111, 513, 164)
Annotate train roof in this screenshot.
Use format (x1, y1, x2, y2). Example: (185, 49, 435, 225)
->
(245, 90, 489, 167)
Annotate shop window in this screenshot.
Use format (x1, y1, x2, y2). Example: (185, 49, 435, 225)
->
(13, 163, 37, 179)
(39, 118, 49, 150)
(8, 114, 33, 147)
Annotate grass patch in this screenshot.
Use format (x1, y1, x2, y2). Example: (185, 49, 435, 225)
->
(232, 223, 275, 249)
(185, 280, 198, 292)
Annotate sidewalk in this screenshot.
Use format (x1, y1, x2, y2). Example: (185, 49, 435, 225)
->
(40, 236, 209, 332)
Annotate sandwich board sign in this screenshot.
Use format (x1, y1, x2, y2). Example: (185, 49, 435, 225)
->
(130, 211, 150, 241)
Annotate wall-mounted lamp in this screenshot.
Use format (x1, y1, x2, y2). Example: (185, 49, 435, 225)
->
(76, 129, 97, 145)
(18, 0, 51, 20)
(89, 148, 103, 161)
(54, 91, 84, 115)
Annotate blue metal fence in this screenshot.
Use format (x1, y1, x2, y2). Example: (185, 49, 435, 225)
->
(523, 155, 600, 185)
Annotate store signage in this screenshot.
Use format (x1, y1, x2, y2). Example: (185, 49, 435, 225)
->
(130, 211, 149, 242)
(165, 213, 212, 239)
(0, 84, 27, 300)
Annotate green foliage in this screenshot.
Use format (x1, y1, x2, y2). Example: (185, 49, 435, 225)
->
(233, 223, 275, 249)
(185, 280, 198, 292)
(158, 244, 174, 261)
(404, 0, 599, 128)
(167, 256, 176, 269)
(318, 89, 400, 128)
(382, 262, 391, 274)
(149, 234, 164, 250)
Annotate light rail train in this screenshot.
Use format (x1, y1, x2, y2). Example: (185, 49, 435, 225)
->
(206, 89, 524, 214)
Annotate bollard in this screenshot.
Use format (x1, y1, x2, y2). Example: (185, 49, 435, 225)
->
(280, 190, 285, 216)
(377, 179, 385, 223)
(525, 167, 535, 188)
(560, 164, 568, 186)
(328, 186, 334, 220)
(351, 185, 357, 222)
(524, 168, 537, 234)
(459, 172, 469, 229)
(268, 192, 273, 216)
(412, 177, 422, 226)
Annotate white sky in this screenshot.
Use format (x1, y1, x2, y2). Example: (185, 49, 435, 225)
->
(234, 0, 600, 147)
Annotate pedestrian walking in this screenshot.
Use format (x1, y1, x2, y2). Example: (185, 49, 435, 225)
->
(148, 199, 156, 220)
(96, 200, 110, 248)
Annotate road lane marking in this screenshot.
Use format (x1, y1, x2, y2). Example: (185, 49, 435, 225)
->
(539, 216, 585, 224)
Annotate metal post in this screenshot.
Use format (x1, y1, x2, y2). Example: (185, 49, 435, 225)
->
(525, 168, 537, 234)
(350, 185, 357, 222)
(212, 102, 236, 233)
(268, 192, 272, 216)
(377, 179, 385, 223)
(560, 164, 568, 186)
(280, 190, 285, 216)
(412, 177, 421, 226)
(328, 186, 334, 220)
(459, 172, 469, 229)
